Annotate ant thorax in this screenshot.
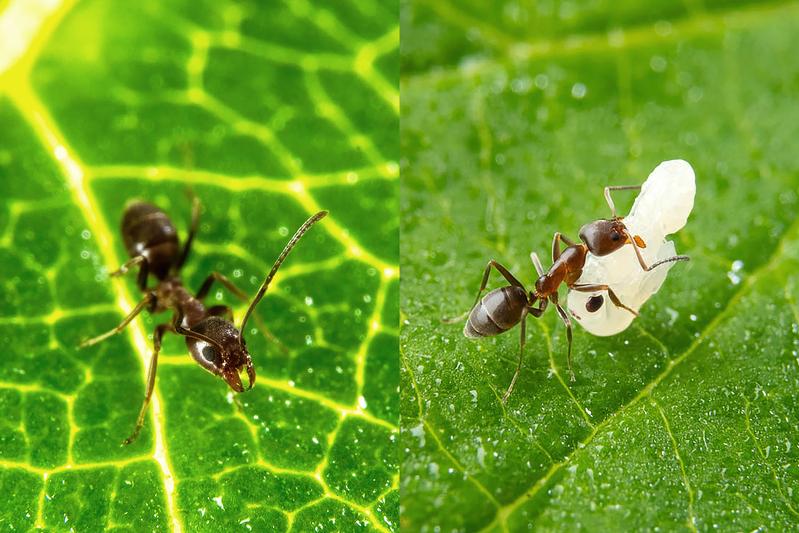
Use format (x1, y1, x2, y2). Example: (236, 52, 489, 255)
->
(568, 160, 696, 336)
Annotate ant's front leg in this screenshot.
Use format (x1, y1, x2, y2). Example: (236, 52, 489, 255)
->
(196, 272, 248, 301)
(571, 283, 638, 317)
(78, 293, 154, 348)
(110, 255, 150, 291)
(604, 185, 641, 218)
(207, 305, 234, 322)
(124, 322, 172, 445)
(442, 260, 525, 324)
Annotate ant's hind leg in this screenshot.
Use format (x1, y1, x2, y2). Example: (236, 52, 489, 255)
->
(79, 294, 153, 348)
(571, 283, 638, 317)
(442, 260, 524, 324)
(604, 185, 641, 218)
(502, 310, 528, 403)
(123, 322, 172, 445)
(110, 255, 150, 291)
(552, 296, 575, 382)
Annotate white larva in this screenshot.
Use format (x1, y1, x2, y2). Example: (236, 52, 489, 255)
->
(567, 159, 695, 336)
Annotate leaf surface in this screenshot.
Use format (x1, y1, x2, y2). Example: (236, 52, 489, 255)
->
(400, 1, 799, 530)
(0, 0, 398, 531)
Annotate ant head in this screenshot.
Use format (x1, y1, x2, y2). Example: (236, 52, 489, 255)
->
(184, 210, 326, 394)
(189, 317, 255, 392)
(578, 218, 629, 256)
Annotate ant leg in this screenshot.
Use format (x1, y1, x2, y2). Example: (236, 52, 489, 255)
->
(530, 252, 545, 276)
(551, 232, 575, 262)
(571, 283, 638, 317)
(528, 296, 548, 318)
(624, 230, 690, 272)
(79, 294, 153, 348)
(207, 304, 234, 322)
(176, 195, 201, 271)
(604, 185, 641, 218)
(196, 271, 248, 300)
(196, 272, 289, 354)
(111, 255, 150, 291)
(551, 295, 575, 382)
(442, 260, 525, 324)
(123, 322, 172, 445)
(502, 309, 528, 403)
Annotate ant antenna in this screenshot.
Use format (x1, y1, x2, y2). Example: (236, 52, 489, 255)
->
(239, 210, 328, 344)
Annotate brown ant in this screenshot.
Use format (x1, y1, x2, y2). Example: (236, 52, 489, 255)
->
(445, 185, 688, 402)
(79, 198, 326, 444)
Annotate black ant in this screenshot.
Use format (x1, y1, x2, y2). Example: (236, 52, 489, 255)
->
(80, 198, 326, 444)
(445, 185, 688, 402)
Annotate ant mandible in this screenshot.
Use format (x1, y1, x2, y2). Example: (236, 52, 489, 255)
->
(80, 197, 326, 444)
(445, 184, 688, 402)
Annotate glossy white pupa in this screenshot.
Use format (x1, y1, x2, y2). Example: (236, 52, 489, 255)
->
(567, 159, 695, 336)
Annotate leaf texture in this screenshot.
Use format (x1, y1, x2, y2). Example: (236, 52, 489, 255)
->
(0, 0, 398, 531)
(400, 0, 799, 530)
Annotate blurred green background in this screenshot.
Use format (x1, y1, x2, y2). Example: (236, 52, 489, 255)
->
(0, 0, 398, 531)
(401, 0, 799, 531)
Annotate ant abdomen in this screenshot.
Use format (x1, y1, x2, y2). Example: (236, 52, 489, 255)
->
(121, 201, 180, 280)
(464, 285, 528, 338)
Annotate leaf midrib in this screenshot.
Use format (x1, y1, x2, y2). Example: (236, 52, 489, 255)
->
(10, 83, 184, 531)
(0, 1, 184, 529)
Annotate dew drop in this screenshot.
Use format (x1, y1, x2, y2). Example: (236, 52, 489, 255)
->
(409, 423, 425, 447)
(212, 496, 224, 510)
(571, 82, 587, 99)
(649, 55, 667, 72)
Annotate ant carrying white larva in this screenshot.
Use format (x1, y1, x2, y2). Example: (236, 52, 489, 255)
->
(445, 159, 695, 402)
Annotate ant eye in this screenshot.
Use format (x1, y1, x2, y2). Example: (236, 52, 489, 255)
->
(610, 232, 620, 242)
(201, 345, 222, 367)
(586, 295, 604, 313)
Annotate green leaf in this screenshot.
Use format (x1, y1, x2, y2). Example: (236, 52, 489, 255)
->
(401, 1, 799, 531)
(0, 0, 398, 531)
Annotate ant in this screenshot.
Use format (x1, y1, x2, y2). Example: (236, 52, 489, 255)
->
(80, 198, 327, 444)
(445, 185, 688, 402)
